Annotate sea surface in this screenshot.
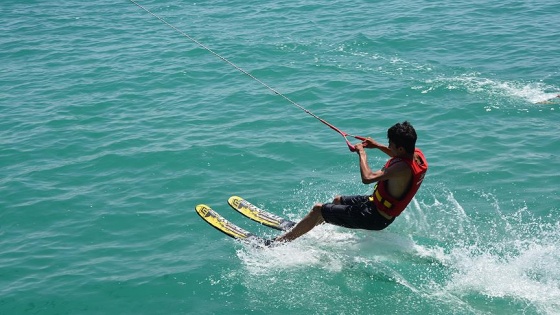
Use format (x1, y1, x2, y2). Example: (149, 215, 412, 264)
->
(1, 1, 559, 314)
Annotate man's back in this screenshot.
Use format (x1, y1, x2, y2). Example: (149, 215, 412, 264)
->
(384, 159, 413, 200)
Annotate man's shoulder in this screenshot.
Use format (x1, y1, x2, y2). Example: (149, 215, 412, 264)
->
(386, 158, 413, 175)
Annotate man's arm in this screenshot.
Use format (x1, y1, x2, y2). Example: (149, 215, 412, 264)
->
(361, 137, 394, 157)
(355, 144, 409, 184)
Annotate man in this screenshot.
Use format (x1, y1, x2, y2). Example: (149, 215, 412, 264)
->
(271, 121, 428, 244)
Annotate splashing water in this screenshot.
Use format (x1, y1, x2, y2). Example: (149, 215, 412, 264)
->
(226, 182, 560, 314)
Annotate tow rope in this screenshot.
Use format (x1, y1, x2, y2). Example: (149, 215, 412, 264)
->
(129, 0, 367, 151)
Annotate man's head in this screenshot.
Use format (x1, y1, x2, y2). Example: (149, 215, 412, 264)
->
(387, 121, 417, 155)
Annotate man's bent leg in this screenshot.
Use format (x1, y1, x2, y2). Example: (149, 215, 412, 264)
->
(275, 203, 325, 243)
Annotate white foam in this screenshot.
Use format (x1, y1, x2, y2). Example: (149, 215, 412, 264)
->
(445, 242, 560, 314)
(421, 73, 559, 106)
(234, 178, 560, 313)
(236, 224, 359, 275)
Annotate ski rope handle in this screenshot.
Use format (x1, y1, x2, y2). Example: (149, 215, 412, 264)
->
(316, 116, 366, 152)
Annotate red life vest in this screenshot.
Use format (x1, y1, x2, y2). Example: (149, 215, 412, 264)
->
(372, 148, 428, 217)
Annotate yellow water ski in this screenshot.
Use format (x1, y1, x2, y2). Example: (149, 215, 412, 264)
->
(195, 204, 261, 242)
(228, 196, 296, 231)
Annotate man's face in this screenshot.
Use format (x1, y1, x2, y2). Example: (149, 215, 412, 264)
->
(388, 140, 398, 155)
(388, 140, 405, 156)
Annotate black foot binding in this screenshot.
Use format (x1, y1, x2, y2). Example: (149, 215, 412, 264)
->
(262, 237, 285, 248)
(263, 239, 275, 247)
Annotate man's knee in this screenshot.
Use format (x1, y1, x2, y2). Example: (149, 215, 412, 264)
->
(312, 203, 323, 213)
(311, 203, 325, 225)
(332, 195, 342, 204)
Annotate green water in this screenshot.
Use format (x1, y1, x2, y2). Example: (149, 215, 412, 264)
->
(1, 0, 559, 314)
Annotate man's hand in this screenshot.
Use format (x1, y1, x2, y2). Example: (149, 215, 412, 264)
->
(354, 142, 365, 153)
(361, 137, 380, 149)
(360, 137, 394, 157)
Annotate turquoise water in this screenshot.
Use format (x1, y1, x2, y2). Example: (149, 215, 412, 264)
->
(2, 0, 559, 314)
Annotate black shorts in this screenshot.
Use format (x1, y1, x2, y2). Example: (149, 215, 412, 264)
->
(321, 195, 395, 231)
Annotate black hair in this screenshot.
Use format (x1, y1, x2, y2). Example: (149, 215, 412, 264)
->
(387, 121, 417, 155)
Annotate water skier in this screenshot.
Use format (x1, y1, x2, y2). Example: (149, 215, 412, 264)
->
(271, 121, 428, 244)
